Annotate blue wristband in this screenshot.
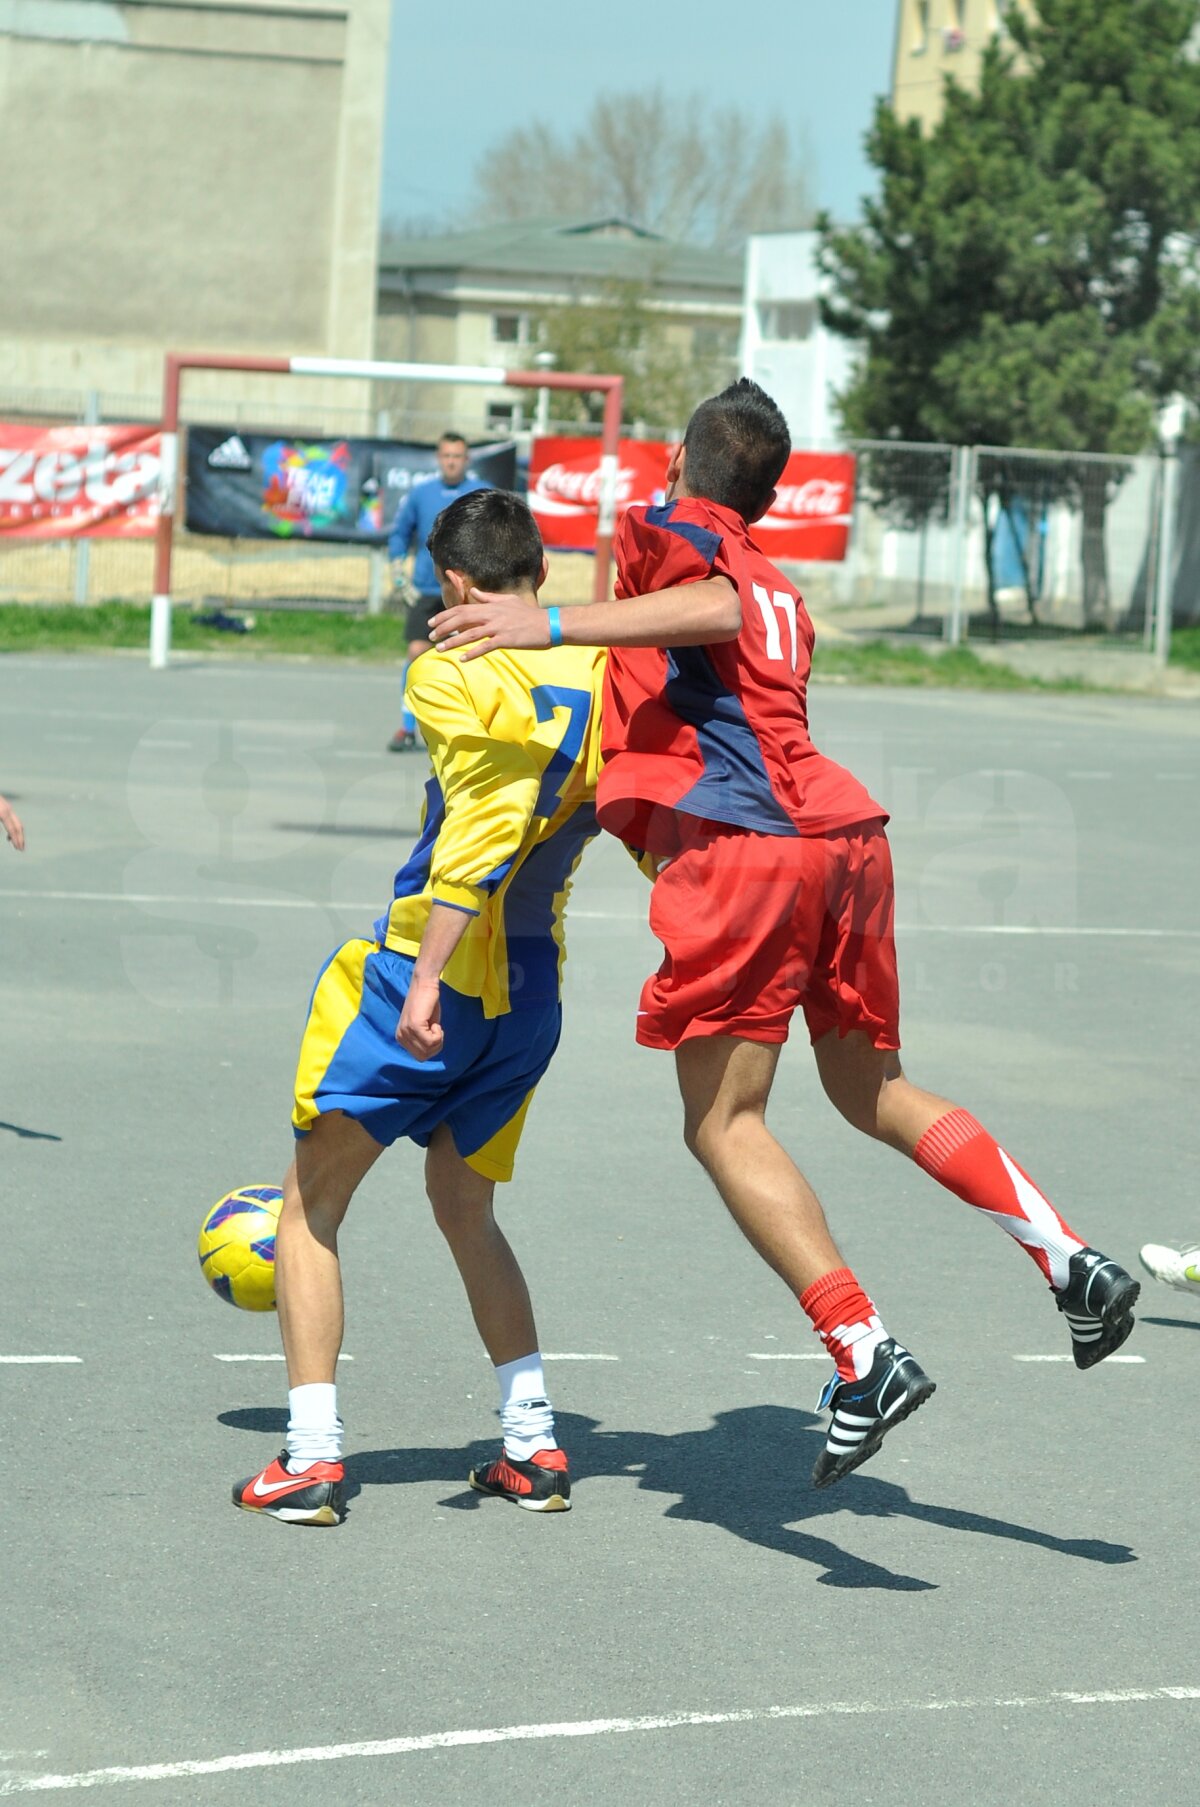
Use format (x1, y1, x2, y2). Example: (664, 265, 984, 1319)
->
(546, 606, 563, 648)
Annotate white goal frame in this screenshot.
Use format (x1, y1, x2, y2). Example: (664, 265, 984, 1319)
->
(149, 352, 625, 667)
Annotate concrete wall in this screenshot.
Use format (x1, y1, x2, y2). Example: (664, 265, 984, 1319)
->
(0, 0, 389, 417)
(375, 281, 740, 440)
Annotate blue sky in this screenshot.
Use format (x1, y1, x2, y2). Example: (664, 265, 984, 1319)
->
(381, 0, 897, 233)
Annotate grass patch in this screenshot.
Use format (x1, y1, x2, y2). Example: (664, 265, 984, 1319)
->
(1169, 624, 1200, 671)
(0, 605, 1089, 690)
(0, 602, 406, 660)
(811, 637, 1085, 690)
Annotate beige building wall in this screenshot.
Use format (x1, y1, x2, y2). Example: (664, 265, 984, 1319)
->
(375, 286, 741, 441)
(892, 0, 1034, 128)
(0, 0, 389, 420)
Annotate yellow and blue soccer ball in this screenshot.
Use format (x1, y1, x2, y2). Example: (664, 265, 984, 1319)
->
(197, 1185, 282, 1311)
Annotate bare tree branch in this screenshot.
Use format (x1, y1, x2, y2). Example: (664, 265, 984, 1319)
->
(470, 89, 813, 249)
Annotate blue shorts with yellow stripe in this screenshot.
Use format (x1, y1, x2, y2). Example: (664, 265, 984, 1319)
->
(292, 939, 561, 1183)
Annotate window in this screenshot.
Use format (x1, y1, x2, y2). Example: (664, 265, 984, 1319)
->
(693, 325, 740, 361)
(757, 301, 816, 342)
(912, 0, 929, 52)
(491, 312, 531, 346)
(486, 399, 522, 432)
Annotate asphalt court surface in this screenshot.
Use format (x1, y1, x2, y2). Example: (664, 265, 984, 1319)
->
(1, 652, 1198, 1805)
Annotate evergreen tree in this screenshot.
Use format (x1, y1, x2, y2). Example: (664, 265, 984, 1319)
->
(819, 0, 1200, 626)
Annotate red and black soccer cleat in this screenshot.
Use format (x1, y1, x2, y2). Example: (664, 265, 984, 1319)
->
(232, 1451, 345, 1526)
(469, 1446, 571, 1512)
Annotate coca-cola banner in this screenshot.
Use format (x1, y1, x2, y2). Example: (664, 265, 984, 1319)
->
(528, 437, 668, 550)
(528, 437, 855, 561)
(0, 423, 161, 539)
(753, 451, 856, 561)
(186, 428, 517, 544)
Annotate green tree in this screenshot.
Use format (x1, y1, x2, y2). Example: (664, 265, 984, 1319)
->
(536, 280, 736, 437)
(819, 0, 1200, 628)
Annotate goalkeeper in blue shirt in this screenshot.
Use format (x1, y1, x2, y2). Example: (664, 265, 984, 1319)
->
(386, 432, 489, 751)
(232, 490, 604, 1527)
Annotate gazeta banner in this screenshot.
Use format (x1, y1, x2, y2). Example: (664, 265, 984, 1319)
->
(0, 423, 161, 539)
(528, 436, 856, 561)
(185, 428, 517, 543)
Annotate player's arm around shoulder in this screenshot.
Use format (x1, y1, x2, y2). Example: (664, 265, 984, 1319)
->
(429, 576, 739, 658)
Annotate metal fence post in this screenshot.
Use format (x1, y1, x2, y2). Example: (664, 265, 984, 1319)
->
(72, 391, 100, 605)
(945, 443, 972, 645)
(366, 406, 389, 616)
(1153, 448, 1178, 669)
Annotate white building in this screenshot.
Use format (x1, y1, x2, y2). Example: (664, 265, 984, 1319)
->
(739, 231, 854, 448)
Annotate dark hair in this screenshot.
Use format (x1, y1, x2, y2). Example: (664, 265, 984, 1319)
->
(437, 432, 468, 450)
(682, 378, 791, 521)
(427, 488, 544, 590)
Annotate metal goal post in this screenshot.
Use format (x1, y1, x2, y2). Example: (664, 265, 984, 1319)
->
(149, 352, 625, 668)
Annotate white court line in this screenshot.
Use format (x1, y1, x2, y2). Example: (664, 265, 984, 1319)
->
(2, 1687, 1195, 1795)
(214, 1354, 353, 1363)
(0, 1356, 82, 1365)
(3, 890, 1199, 940)
(895, 924, 1200, 939)
(746, 1352, 827, 1361)
(542, 1353, 619, 1362)
(1066, 771, 1112, 780)
(1014, 1354, 1145, 1364)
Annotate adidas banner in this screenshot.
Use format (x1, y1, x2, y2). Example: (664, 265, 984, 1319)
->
(185, 428, 518, 544)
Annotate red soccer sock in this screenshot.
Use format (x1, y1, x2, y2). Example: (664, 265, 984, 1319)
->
(913, 1108, 1084, 1290)
(799, 1267, 887, 1382)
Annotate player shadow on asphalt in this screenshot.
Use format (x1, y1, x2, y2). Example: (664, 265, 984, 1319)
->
(221, 1402, 1135, 1591)
(0, 1119, 62, 1141)
(1140, 1316, 1200, 1332)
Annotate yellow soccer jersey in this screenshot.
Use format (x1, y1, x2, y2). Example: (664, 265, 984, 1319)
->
(373, 642, 606, 1018)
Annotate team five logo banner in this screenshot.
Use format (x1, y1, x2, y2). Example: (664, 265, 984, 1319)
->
(529, 437, 856, 560)
(186, 429, 518, 543)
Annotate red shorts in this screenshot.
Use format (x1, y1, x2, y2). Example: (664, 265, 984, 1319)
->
(637, 817, 900, 1051)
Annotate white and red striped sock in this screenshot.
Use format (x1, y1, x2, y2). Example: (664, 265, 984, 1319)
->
(914, 1108, 1084, 1290)
(799, 1267, 888, 1382)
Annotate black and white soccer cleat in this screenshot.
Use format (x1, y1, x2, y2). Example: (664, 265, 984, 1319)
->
(812, 1338, 936, 1490)
(1055, 1248, 1139, 1369)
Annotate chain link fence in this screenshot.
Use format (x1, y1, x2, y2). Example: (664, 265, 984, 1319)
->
(0, 386, 1179, 656)
(816, 440, 1168, 652)
(0, 386, 621, 608)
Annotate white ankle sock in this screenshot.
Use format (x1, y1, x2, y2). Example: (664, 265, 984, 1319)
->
(286, 1382, 342, 1469)
(495, 1352, 556, 1461)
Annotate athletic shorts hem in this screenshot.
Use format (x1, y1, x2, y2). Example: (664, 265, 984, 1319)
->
(461, 1143, 515, 1184)
(805, 1020, 900, 1053)
(635, 1021, 790, 1051)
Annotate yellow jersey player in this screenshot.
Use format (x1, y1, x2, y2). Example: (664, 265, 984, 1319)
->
(232, 489, 604, 1526)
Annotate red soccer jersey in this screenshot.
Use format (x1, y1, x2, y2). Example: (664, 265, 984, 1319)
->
(597, 497, 884, 852)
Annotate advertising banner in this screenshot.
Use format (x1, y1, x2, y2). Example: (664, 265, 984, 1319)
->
(185, 429, 518, 543)
(0, 424, 161, 539)
(528, 437, 856, 561)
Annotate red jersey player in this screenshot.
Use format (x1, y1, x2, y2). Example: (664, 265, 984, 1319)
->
(431, 379, 1139, 1489)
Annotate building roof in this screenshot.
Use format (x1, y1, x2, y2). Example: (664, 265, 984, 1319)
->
(378, 217, 742, 294)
